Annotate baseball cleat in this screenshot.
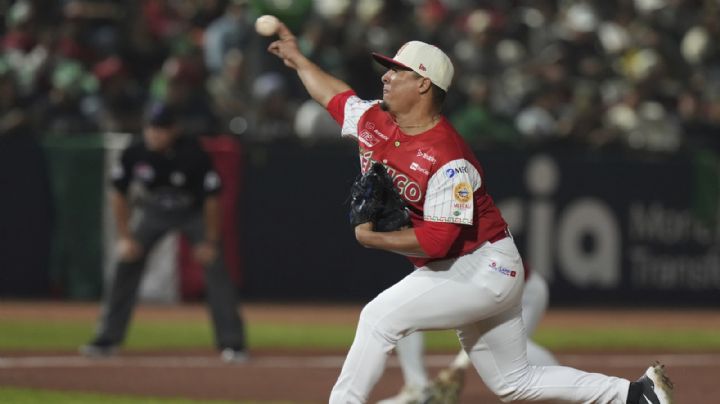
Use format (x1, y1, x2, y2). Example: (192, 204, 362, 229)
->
(376, 384, 431, 404)
(79, 339, 118, 358)
(426, 366, 466, 404)
(636, 362, 674, 404)
(220, 347, 249, 363)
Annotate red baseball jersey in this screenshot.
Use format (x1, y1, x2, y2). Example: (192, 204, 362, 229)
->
(327, 90, 508, 267)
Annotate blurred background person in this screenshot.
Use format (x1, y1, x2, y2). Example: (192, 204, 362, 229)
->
(80, 103, 248, 363)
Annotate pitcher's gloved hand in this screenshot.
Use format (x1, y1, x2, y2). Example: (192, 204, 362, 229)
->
(349, 162, 411, 232)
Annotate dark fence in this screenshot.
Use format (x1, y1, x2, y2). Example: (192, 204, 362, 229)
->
(3, 134, 718, 305)
(239, 140, 720, 306)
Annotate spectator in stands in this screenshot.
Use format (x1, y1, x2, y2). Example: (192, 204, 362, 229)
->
(0, 62, 33, 138)
(207, 48, 250, 136)
(37, 59, 100, 134)
(92, 56, 144, 133)
(515, 85, 565, 141)
(151, 55, 218, 137)
(203, 0, 252, 74)
(2, 0, 720, 152)
(450, 75, 520, 148)
(117, 12, 168, 89)
(246, 72, 296, 141)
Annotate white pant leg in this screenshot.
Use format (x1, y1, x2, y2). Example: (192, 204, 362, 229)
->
(330, 238, 525, 403)
(394, 331, 429, 388)
(521, 272, 549, 334)
(526, 340, 558, 366)
(458, 311, 630, 403)
(446, 271, 557, 370)
(522, 272, 558, 365)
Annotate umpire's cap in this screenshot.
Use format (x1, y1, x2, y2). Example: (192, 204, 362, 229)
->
(146, 103, 177, 128)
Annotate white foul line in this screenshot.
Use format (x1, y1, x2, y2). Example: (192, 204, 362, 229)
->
(0, 353, 718, 369)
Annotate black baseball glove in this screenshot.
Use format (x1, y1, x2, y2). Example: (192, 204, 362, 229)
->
(349, 162, 411, 232)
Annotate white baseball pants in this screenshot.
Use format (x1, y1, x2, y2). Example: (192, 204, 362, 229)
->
(391, 268, 558, 392)
(329, 238, 629, 403)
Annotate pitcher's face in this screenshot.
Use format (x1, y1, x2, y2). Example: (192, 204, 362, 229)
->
(380, 68, 427, 113)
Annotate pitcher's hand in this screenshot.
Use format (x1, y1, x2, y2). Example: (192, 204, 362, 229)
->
(267, 22, 303, 69)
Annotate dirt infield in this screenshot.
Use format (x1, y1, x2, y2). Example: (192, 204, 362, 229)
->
(1, 303, 719, 403)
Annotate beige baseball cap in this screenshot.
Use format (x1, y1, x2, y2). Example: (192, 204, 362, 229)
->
(372, 41, 454, 92)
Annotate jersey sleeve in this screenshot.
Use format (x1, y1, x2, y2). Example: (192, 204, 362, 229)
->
(423, 159, 482, 225)
(110, 149, 133, 195)
(413, 219, 463, 258)
(198, 150, 222, 197)
(325, 90, 378, 139)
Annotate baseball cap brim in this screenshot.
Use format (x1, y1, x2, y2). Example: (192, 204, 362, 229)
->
(371, 53, 412, 71)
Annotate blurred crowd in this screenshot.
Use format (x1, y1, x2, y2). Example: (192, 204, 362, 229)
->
(2, 0, 720, 153)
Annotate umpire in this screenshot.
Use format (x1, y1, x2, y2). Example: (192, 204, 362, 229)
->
(80, 103, 247, 362)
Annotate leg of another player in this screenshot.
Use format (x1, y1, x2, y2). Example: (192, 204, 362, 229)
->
(182, 213, 247, 359)
(377, 332, 430, 404)
(87, 210, 165, 350)
(522, 272, 558, 366)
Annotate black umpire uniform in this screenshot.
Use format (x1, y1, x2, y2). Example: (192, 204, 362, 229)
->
(82, 104, 247, 361)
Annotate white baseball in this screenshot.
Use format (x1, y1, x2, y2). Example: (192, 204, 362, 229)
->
(255, 15, 280, 36)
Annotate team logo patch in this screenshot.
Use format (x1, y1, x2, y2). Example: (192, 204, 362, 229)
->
(489, 261, 517, 277)
(453, 182, 472, 203)
(170, 171, 186, 186)
(134, 163, 155, 181)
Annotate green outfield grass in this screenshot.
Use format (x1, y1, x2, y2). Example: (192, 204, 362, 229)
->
(0, 318, 718, 352)
(1, 316, 717, 403)
(0, 387, 293, 404)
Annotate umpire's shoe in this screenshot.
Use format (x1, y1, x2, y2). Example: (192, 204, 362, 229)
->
(631, 362, 674, 404)
(220, 347, 249, 364)
(79, 338, 118, 358)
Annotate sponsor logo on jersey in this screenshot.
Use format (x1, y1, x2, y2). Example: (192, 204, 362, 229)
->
(416, 150, 436, 163)
(373, 129, 389, 140)
(453, 182, 472, 203)
(409, 162, 429, 175)
(365, 121, 375, 131)
(444, 166, 468, 178)
(489, 261, 517, 277)
(134, 163, 155, 181)
(359, 151, 423, 203)
(358, 130, 380, 147)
